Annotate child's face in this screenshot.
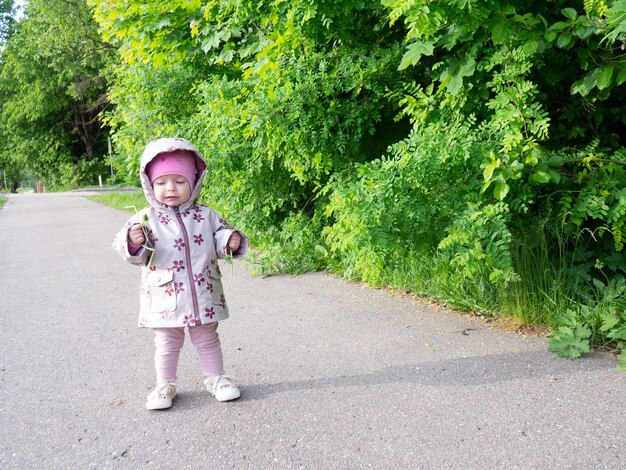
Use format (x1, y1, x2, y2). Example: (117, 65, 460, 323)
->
(152, 174, 191, 207)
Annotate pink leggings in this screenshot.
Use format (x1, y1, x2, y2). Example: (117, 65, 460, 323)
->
(153, 322, 224, 383)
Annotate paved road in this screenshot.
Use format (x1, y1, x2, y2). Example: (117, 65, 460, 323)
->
(1, 192, 625, 469)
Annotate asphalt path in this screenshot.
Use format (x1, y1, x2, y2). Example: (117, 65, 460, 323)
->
(0, 192, 625, 469)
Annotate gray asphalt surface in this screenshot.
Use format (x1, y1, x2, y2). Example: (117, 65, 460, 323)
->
(0, 192, 625, 469)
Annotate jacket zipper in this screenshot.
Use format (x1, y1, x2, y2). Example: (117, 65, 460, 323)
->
(175, 207, 201, 322)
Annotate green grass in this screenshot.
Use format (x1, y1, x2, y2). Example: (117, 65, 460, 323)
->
(383, 249, 506, 316)
(88, 192, 147, 212)
(504, 222, 589, 327)
(0, 197, 6, 208)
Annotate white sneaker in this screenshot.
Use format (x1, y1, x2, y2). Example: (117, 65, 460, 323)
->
(146, 381, 177, 410)
(204, 375, 241, 402)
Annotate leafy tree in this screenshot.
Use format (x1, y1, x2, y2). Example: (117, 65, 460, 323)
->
(0, 0, 114, 188)
(0, 0, 16, 46)
(93, 0, 408, 247)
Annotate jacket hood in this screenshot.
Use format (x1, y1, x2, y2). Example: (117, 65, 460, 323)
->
(139, 138, 207, 212)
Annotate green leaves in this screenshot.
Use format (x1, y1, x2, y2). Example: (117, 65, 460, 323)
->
(398, 40, 434, 70)
(561, 8, 579, 21)
(491, 21, 509, 45)
(549, 307, 591, 360)
(493, 182, 510, 200)
(596, 65, 614, 90)
(529, 170, 551, 184)
(548, 324, 591, 360)
(91, 0, 200, 66)
(439, 55, 476, 95)
(547, 275, 626, 365)
(571, 66, 615, 96)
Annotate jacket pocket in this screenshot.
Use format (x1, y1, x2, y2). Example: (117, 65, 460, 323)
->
(145, 269, 176, 314)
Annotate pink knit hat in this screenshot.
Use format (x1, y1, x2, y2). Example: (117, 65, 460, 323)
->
(146, 150, 197, 186)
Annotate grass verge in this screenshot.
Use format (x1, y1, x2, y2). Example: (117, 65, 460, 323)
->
(88, 192, 146, 212)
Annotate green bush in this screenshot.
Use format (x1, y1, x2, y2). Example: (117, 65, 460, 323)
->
(89, 0, 626, 367)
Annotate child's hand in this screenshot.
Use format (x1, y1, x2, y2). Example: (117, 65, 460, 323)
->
(227, 232, 241, 254)
(128, 223, 146, 246)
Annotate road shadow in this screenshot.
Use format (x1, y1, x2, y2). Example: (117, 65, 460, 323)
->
(237, 350, 617, 401)
(144, 350, 618, 411)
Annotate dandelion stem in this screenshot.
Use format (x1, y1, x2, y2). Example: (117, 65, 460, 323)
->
(225, 252, 234, 282)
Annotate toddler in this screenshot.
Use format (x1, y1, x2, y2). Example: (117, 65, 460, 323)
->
(113, 137, 249, 410)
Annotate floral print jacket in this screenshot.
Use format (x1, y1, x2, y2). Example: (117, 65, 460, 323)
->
(112, 138, 249, 328)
